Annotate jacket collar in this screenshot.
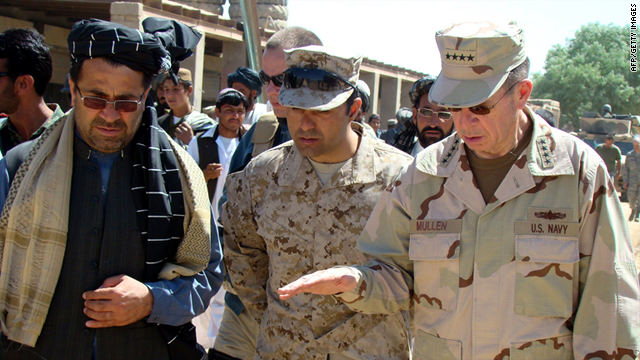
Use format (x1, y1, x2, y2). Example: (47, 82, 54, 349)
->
(414, 106, 576, 214)
(416, 106, 575, 178)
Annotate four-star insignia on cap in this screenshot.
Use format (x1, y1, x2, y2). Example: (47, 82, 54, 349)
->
(444, 49, 477, 64)
(445, 53, 475, 62)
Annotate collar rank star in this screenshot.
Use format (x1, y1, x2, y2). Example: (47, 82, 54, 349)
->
(536, 136, 555, 168)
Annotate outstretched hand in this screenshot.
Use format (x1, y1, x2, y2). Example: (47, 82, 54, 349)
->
(277, 267, 359, 300)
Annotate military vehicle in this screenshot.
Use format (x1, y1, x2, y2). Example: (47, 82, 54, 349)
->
(527, 99, 561, 125)
(576, 111, 640, 202)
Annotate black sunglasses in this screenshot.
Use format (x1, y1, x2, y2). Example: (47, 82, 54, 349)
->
(76, 87, 144, 113)
(417, 108, 452, 120)
(282, 68, 356, 92)
(0, 72, 19, 77)
(446, 82, 519, 116)
(259, 70, 283, 87)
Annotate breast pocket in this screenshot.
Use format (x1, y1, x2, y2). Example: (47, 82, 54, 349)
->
(514, 235, 579, 317)
(409, 233, 460, 312)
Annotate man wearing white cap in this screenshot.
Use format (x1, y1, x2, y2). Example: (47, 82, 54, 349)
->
(279, 22, 640, 360)
(222, 45, 411, 359)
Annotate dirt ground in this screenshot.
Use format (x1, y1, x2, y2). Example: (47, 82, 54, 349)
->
(620, 205, 640, 272)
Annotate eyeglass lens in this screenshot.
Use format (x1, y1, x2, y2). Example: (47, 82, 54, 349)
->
(446, 82, 519, 115)
(259, 70, 283, 87)
(82, 97, 139, 112)
(418, 108, 452, 120)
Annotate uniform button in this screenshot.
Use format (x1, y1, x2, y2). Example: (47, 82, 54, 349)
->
(83, 329, 90, 335)
(90, 261, 98, 269)
(91, 228, 99, 236)
(91, 196, 99, 203)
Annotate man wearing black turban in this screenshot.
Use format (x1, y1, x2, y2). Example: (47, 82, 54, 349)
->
(0, 18, 222, 360)
(227, 67, 269, 125)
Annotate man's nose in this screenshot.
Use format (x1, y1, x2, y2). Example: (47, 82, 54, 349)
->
(453, 108, 478, 130)
(100, 103, 121, 122)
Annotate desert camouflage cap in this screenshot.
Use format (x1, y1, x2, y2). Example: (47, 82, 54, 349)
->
(429, 21, 526, 108)
(278, 45, 362, 111)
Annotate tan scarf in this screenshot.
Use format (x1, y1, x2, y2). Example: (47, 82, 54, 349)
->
(0, 109, 211, 346)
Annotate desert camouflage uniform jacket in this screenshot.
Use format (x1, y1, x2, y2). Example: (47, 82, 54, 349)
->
(337, 109, 640, 360)
(223, 125, 413, 360)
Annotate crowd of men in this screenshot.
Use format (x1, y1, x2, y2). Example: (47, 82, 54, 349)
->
(0, 17, 637, 360)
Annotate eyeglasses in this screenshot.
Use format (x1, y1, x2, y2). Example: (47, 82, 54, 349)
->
(0, 72, 19, 77)
(259, 70, 283, 87)
(446, 82, 519, 116)
(282, 68, 356, 92)
(417, 108, 452, 120)
(76, 87, 144, 113)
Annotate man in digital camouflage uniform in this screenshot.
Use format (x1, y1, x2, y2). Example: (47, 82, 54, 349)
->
(222, 45, 412, 360)
(623, 135, 640, 221)
(279, 22, 640, 360)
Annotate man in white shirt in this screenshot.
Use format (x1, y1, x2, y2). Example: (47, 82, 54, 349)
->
(187, 88, 247, 221)
(187, 88, 247, 349)
(227, 67, 268, 125)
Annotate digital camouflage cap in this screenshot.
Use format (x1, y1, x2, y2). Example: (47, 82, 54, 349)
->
(278, 45, 362, 111)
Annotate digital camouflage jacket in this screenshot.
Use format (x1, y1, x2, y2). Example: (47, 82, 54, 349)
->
(338, 109, 640, 360)
(223, 126, 413, 360)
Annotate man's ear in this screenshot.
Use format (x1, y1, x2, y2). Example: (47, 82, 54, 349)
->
(515, 79, 533, 109)
(251, 90, 257, 100)
(14, 74, 35, 95)
(412, 107, 418, 125)
(187, 85, 194, 97)
(348, 98, 362, 121)
(68, 78, 77, 103)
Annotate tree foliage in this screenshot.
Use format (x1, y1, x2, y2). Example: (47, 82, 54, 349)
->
(531, 23, 640, 128)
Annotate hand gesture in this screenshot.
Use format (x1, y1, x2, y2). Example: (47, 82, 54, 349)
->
(277, 268, 359, 300)
(175, 122, 194, 144)
(83, 275, 154, 328)
(203, 163, 223, 181)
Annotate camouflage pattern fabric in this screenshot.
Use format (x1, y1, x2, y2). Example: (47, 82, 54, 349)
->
(624, 150, 640, 211)
(278, 45, 362, 112)
(337, 108, 640, 360)
(222, 124, 413, 360)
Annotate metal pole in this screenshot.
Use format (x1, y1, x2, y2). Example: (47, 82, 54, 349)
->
(239, 0, 264, 103)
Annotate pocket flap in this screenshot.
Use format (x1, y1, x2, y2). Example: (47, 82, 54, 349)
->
(515, 235, 579, 263)
(409, 233, 461, 261)
(414, 329, 462, 360)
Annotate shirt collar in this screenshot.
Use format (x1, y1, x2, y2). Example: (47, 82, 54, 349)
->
(279, 121, 377, 189)
(415, 106, 575, 178)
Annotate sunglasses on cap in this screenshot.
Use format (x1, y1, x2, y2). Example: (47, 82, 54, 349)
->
(445, 82, 519, 116)
(417, 108, 452, 120)
(77, 87, 144, 113)
(282, 68, 356, 92)
(259, 70, 283, 87)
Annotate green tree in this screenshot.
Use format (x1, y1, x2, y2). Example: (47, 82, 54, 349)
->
(532, 22, 640, 129)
